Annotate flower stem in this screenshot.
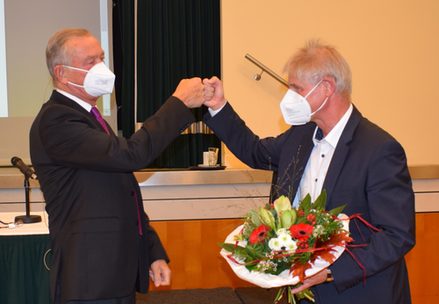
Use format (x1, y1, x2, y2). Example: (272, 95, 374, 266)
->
(303, 289, 315, 302)
(288, 286, 295, 304)
(274, 287, 285, 303)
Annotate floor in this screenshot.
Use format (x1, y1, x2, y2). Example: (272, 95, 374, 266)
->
(136, 287, 289, 304)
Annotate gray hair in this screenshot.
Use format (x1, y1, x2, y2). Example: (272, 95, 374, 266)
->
(284, 40, 352, 99)
(46, 28, 92, 78)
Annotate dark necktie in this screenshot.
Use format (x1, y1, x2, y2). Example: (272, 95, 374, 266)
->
(315, 128, 324, 140)
(90, 107, 110, 134)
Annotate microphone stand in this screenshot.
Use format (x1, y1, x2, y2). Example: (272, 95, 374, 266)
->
(15, 176, 42, 224)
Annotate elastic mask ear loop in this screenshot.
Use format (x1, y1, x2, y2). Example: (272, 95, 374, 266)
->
(304, 79, 323, 99)
(305, 79, 328, 116)
(63, 65, 88, 73)
(311, 96, 329, 116)
(67, 81, 84, 89)
(63, 65, 88, 89)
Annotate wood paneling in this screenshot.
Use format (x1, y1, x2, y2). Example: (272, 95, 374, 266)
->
(406, 213, 439, 304)
(150, 213, 439, 303)
(150, 219, 251, 290)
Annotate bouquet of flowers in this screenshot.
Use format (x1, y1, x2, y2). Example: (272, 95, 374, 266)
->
(220, 191, 351, 303)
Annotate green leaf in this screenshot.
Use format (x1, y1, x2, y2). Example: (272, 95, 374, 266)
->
(247, 209, 261, 227)
(219, 242, 242, 253)
(299, 194, 312, 212)
(246, 243, 267, 259)
(328, 204, 346, 216)
(219, 243, 261, 261)
(313, 190, 327, 210)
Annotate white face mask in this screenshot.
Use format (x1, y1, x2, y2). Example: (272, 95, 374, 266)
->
(63, 62, 115, 97)
(279, 80, 328, 125)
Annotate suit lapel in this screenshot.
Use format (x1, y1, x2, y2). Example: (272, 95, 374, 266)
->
(277, 124, 315, 201)
(290, 132, 315, 200)
(323, 106, 362, 207)
(49, 91, 114, 135)
(50, 90, 90, 115)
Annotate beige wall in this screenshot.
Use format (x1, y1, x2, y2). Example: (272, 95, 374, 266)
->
(221, 0, 439, 168)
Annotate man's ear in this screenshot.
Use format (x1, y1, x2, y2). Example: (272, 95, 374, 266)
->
(53, 65, 68, 84)
(322, 76, 336, 97)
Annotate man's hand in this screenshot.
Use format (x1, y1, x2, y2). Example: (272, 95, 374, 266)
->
(290, 269, 328, 294)
(172, 77, 204, 108)
(149, 259, 171, 287)
(202, 76, 227, 110)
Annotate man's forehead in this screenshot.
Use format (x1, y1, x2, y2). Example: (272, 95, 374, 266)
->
(67, 36, 103, 59)
(287, 76, 306, 91)
(66, 35, 94, 47)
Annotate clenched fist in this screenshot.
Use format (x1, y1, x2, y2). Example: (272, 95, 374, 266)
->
(172, 77, 205, 108)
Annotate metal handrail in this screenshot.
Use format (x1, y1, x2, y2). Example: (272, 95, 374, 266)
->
(245, 53, 288, 87)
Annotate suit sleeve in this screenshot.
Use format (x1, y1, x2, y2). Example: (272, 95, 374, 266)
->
(144, 213, 169, 263)
(204, 102, 288, 171)
(39, 96, 194, 171)
(331, 139, 415, 292)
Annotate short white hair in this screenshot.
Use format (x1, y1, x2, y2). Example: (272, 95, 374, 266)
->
(46, 28, 92, 78)
(284, 40, 352, 99)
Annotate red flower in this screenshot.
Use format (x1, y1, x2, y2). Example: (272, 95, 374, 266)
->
(306, 213, 316, 224)
(249, 225, 270, 245)
(298, 240, 309, 249)
(290, 223, 314, 240)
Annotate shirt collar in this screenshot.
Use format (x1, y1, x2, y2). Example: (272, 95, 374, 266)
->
(56, 89, 93, 112)
(312, 104, 353, 148)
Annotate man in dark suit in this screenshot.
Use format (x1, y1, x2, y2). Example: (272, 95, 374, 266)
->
(30, 28, 206, 304)
(202, 40, 415, 303)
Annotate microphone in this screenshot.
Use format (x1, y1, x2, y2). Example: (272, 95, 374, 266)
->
(11, 156, 37, 180)
(10, 156, 41, 224)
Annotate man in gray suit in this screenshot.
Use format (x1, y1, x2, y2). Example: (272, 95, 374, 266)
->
(30, 28, 206, 304)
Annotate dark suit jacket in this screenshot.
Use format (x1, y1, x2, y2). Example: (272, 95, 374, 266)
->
(30, 90, 194, 303)
(205, 103, 415, 304)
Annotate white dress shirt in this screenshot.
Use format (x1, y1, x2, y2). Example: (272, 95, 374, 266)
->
(293, 104, 353, 206)
(56, 89, 92, 112)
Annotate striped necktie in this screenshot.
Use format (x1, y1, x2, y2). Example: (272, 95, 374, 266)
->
(90, 107, 110, 134)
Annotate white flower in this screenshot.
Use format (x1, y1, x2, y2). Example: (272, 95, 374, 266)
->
(284, 239, 297, 252)
(256, 260, 278, 272)
(312, 225, 325, 237)
(278, 232, 292, 244)
(268, 237, 282, 251)
(276, 228, 289, 236)
(268, 230, 297, 252)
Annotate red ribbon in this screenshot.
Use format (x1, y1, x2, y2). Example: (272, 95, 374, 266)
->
(344, 246, 367, 285)
(343, 214, 381, 285)
(349, 213, 381, 232)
